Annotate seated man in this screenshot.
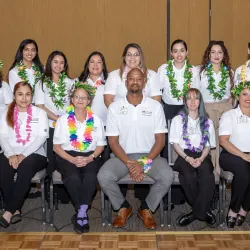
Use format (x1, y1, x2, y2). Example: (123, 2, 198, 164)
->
(98, 68, 174, 229)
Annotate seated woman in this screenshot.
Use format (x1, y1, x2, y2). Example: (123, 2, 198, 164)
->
(0, 82, 48, 228)
(53, 82, 106, 234)
(219, 82, 250, 228)
(169, 88, 216, 227)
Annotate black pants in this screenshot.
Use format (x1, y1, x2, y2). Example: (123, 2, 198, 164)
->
(0, 153, 47, 214)
(220, 150, 250, 213)
(173, 150, 215, 220)
(47, 127, 56, 175)
(56, 151, 101, 210)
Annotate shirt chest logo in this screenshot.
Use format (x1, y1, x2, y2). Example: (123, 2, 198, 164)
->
(117, 106, 128, 115)
(141, 110, 152, 116)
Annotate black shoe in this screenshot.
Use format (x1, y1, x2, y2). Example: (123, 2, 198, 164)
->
(0, 216, 10, 228)
(82, 215, 90, 233)
(28, 191, 41, 199)
(176, 211, 196, 227)
(227, 216, 236, 228)
(10, 214, 22, 224)
(205, 211, 216, 227)
(235, 214, 246, 227)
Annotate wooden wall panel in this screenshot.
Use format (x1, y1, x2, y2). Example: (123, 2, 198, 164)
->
(170, 0, 209, 65)
(0, 0, 166, 80)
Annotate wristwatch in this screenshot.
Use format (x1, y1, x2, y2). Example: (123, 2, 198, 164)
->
(90, 154, 96, 160)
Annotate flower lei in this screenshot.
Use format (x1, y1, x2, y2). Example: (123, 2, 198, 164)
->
(70, 81, 96, 97)
(93, 79, 103, 88)
(205, 63, 229, 100)
(137, 156, 152, 173)
(67, 104, 94, 151)
(166, 60, 193, 100)
(231, 81, 250, 97)
(240, 61, 248, 83)
(180, 112, 210, 153)
(14, 104, 32, 145)
(44, 72, 67, 110)
(16, 61, 42, 92)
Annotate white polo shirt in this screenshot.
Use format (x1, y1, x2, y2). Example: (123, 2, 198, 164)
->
(0, 106, 49, 158)
(53, 113, 107, 152)
(104, 69, 162, 102)
(219, 106, 250, 152)
(157, 60, 200, 105)
(200, 69, 232, 103)
(106, 96, 167, 154)
(0, 81, 13, 120)
(34, 77, 74, 128)
(234, 60, 250, 85)
(169, 115, 216, 151)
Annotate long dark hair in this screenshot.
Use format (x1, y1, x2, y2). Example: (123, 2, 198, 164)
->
(0, 71, 2, 88)
(41, 51, 69, 89)
(171, 39, 188, 51)
(8, 39, 43, 73)
(179, 88, 209, 136)
(78, 51, 108, 83)
(200, 40, 233, 87)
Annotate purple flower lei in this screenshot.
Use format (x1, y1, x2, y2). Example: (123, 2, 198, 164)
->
(179, 112, 210, 153)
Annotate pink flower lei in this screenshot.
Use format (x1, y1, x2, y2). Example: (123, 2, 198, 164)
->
(14, 104, 32, 145)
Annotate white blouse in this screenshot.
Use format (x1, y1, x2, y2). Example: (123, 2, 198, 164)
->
(0, 106, 49, 158)
(34, 77, 74, 128)
(53, 113, 107, 152)
(104, 69, 162, 102)
(219, 106, 250, 152)
(0, 81, 13, 120)
(169, 114, 216, 151)
(200, 69, 233, 103)
(157, 60, 200, 105)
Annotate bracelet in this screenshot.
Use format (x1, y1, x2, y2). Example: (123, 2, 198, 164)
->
(90, 154, 96, 160)
(137, 156, 153, 173)
(184, 155, 188, 160)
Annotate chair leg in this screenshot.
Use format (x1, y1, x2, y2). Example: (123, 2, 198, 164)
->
(160, 199, 164, 227)
(49, 179, 54, 226)
(101, 190, 106, 226)
(108, 198, 112, 226)
(218, 179, 224, 226)
(41, 178, 46, 225)
(167, 187, 172, 228)
(221, 178, 227, 226)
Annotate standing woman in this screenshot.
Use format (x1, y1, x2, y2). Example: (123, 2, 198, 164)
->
(199, 40, 233, 171)
(104, 43, 162, 107)
(53, 83, 106, 233)
(169, 88, 216, 227)
(0, 82, 48, 228)
(34, 51, 74, 174)
(219, 82, 250, 228)
(0, 61, 13, 120)
(8, 39, 43, 93)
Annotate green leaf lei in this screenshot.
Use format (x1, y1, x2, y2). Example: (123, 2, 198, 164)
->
(231, 81, 250, 97)
(205, 63, 229, 100)
(16, 61, 43, 92)
(166, 60, 193, 100)
(44, 72, 68, 110)
(0, 60, 3, 70)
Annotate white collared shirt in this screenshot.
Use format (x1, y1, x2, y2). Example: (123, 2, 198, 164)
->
(234, 60, 250, 85)
(53, 113, 107, 152)
(157, 60, 200, 105)
(106, 96, 167, 154)
(34, 77, 74, 128)
(104, 69, 162, 102)
(0, 106, 49, 158)
(219, 106, 250, 152)
(0, 81, 13, 120)
(169, 114, 216, 150)
(200, 69, 232, 103)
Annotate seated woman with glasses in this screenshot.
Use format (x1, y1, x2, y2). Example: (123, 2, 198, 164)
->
(0, 82, 48, 228)
(169, 88, 216, 227)
(53, 82, 106, 234)
(219, 82, 250, 228)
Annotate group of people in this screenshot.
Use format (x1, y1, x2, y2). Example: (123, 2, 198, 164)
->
(0, 38, 250, 233)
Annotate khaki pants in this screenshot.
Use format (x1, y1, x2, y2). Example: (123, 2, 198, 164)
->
(205, 101, 232, 173)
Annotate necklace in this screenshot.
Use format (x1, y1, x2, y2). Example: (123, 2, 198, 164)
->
(16, 61, 42, 92)
(205, 63, 229, 100)
(180, 112, 209, 153)
(240, 61, 248, 83)
(44, 72, 67, 110)
(67, 105, 94, 151)
(14, 104, 32, 145)
(166, 60, 193, 100)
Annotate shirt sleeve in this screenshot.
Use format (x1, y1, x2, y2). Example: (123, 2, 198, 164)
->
(219, 112, 232, 136)
(157, 65, 166, 89)
(147, 71, 162, 97)
(96, 117, 107, 146)
(104, 71, 118, 95)
(8, 69, 20, 92)
(207, 119, 216, 148)
(2, 82, 13, 104)
(154, 103, 168, 134)
(234, 66, 241, 85)
(34, 81, 45, 105)
(105, 105, 120, 136)
(169, 115, 182, 144)
(53, 116, 69, 145)
(191, 66, 200, 90)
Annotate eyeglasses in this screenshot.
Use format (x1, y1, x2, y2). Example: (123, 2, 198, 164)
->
(73, 95, 89, 101)
(126, 53, 140, 58)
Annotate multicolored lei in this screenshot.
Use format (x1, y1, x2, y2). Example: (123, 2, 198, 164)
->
(137, 156, 152, 173)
